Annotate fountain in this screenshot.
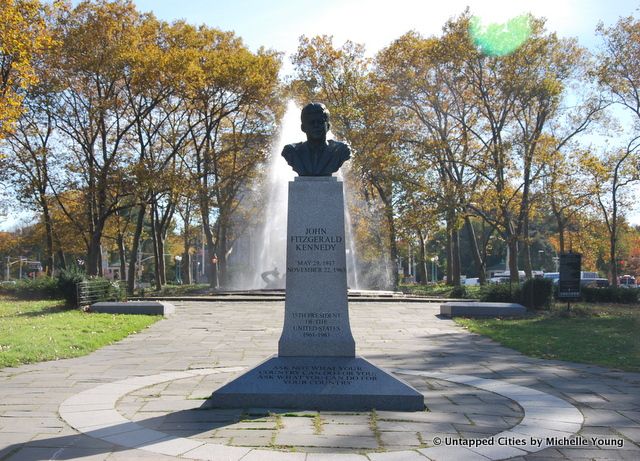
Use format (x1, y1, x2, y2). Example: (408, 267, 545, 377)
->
(242, 100, 361, 290)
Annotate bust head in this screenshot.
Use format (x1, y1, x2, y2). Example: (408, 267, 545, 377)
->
(301, 102, 330, 142)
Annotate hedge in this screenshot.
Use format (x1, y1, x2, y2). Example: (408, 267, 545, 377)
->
(580, 287, 639, 304)
(478, 278, 554, 310)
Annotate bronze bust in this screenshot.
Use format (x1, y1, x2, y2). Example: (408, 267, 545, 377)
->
(282, 103, 351, 176)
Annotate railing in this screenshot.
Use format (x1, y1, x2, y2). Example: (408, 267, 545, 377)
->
(76, 279, 123, 308)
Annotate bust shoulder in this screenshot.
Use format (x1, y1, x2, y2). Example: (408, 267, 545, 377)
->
(283, 142, 298, 152)
(327, 140, 351, 159)
(282, 142, 303, 158)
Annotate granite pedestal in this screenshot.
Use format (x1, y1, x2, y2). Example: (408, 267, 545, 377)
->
(208, 177, 424, 411)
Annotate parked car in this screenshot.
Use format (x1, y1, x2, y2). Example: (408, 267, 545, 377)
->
(488, 270, 525, 283)
(618, 275, 637, 288)
(580, 277, 610, 288)
(545, 271, 609, 288)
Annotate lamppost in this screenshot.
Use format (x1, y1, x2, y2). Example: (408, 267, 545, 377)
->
(175, 255, 182, 284)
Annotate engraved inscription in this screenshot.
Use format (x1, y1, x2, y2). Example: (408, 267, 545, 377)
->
(290, 234, 343, 251)
(289, 312, 341, 338)
(287, 259, 345, 273)
(287, 227, 346, 274)
(257, 365, 377, 386)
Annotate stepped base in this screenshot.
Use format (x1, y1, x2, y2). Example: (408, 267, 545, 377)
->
(206, 355, 425, 412)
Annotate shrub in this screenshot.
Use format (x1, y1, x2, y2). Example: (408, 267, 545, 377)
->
(101, 277, 124, 302)
(449, 285, 468, 299)
(581, 287, 639, 304)
(1, 277, 60, 299)
(479, 283, 520, 303)
(0, 281, 17, 296)
(57, 267, 86, 306)
(520, 278, 554, 310)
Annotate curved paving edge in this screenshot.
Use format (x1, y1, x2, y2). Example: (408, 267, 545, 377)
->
(59, 368, 584, 461)
(394, 370, 584, 460)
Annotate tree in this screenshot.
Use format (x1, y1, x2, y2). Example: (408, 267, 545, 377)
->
(594, 15, 640, 285)
(122, 16, 187, 292)
(440, 14, 593, 283)
(2, 90, 58, 274)
(580, 147, 639, 286)
(177, 23, 281, 288)
(376, 29, 486, 286)
(50, 0, 154, 275)
(597, 16, 640, 123)
(541, 148, 593, 253)
(291, 35, 404, 289)
(0, 0, 55, 140)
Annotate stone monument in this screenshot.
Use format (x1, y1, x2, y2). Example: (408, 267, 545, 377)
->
(208, 103, 424, 411)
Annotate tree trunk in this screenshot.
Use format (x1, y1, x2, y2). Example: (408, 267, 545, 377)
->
(381, 196, 400, 290)
(202, 223, 218, 289)
(182, 206, 192, 285)
(216, 213, 228, 288)
(158, 235, 166, 285)
(522, 216, 533, 279)
(610, 228, 618, 288)
(384, 202, 399, 290)
(127, 204, 146, 295)
(182, 252, 191, 284)
(451, 227, 461, 286)
(152, 204, 166, 286)
(557, 218, 566, 254)
(445, 223, 452, 285)
(508, 236, 519, 284)
(416, 229, 428, 285)
(464, 217, 486, 284)
(182, 234, 192, 285)
(372, 181, 399, 290)
(156, 200, 175, 285)
(117, 233, 126, 283)
(98, 244, 104, 277)
(42, 202, 55, 276)
(56, 249, 67, 270)
(86, 228, 103, 276)
(150, 207, 162, 291)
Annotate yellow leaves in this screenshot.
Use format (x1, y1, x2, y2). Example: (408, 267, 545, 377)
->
(0, 0, 55, 139)
(596, 16, 640, 104)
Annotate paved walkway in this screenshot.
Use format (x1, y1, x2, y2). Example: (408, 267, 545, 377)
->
(1, 300, 639, 460)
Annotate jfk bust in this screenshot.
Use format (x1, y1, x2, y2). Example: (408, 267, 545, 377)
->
(282, 102, 351, 176)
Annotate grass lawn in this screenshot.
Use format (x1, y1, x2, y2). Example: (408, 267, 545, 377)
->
(456, 303, 640, 372)
(0, 296, 160, 368)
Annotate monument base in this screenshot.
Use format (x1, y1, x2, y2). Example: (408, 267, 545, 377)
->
(206, 355, 425, 411)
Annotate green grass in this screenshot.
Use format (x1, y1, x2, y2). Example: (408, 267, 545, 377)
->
(456, 303, 640, 372)
(0, 296, 160, 368)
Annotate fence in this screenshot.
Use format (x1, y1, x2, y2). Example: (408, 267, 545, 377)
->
(76, 279, 123, 308)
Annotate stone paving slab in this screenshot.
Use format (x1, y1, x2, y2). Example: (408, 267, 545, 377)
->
(1, 300, 639, 460)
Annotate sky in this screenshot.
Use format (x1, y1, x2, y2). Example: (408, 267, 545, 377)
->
(1, 0, 639, 231)
(133, 0, 637, 57)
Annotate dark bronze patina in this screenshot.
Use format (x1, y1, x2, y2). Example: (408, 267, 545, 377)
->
(282, 103, 350, 176)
